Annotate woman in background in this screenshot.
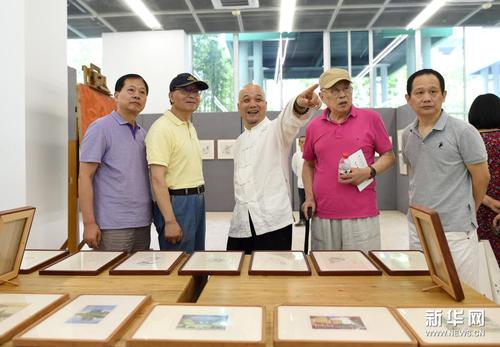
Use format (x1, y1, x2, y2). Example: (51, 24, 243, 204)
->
(469, 93, 500, 264)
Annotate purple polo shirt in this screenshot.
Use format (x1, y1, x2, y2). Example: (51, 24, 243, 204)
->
(80, 111, 152, 229)
(303, 106, 392, 219)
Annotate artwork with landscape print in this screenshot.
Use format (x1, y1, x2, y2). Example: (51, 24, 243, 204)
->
(369, 250, 429, 276)
(249, 251, 311, 275)
(127, 304, 265, 346)
(0, 293, 68, 344)
(178, 251, 244, 275)
(13, 294, 149, 347)
(275, 305, 416, 346)
(109, 251, 183, 275)
(311, 250, 381, 275)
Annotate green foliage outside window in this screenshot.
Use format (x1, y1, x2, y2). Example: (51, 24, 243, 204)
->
(192, 34, 234, 112)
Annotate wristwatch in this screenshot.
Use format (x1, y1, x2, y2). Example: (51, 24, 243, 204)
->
(369, 166, 377, 179)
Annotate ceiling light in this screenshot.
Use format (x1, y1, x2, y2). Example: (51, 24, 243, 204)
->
(406, 0, 447, 30)
(122, 0, 162, 30)
(279, 0, 296, 33)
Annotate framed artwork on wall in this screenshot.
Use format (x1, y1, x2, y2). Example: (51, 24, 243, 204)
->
(199, 140, 215, 160)
(368, 250, 429, 276)
(409, 204, 464, 301)
(39, 251, 126, 276)
(0, 207, 36, 285)
(0, 293, 68, 343)
(19, 250, 69, 274)
(109, 251, 183, 275)
(217, 139, 236, 160)
(274, 305, 417, 346)
(128, 304, 265, 346)
(396, 307, 500, 346)
(13, 294, 150, 347)
(249, 251, 311, 276)
(178, 251, 244, 276)
(399, 153, 408, 176)
(310, 251, 381, 276)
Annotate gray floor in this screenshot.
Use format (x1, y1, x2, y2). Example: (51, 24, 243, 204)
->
(81, 210, 409, 251)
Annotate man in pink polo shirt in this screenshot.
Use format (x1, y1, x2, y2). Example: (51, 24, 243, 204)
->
(302, 68, 395, 253)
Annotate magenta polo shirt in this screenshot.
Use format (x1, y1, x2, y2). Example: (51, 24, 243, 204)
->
(302, 106, 392, 219)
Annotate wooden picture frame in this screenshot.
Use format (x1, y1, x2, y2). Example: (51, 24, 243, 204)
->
(109, 251, 183, 275)
(310, 251, 382, 276)
(0, 293, 68, 344)
(19, 250, 69, 274)
(13, 294, 150, 347)
(248, 251, 311, 276)
(178, 251, 244, 276)
(409, 205, 464, 301)
(0, 207, 36, 285)
(274, 305, 417, 346)
(369, 250, 429, 276)
(39, 251, 126, 276)
(395, 306, 500, 346)
(127, 304, 266, 347)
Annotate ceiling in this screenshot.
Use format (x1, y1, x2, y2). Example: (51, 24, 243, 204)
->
(67, 0, 500, 39)
(67, 0, 500, 79)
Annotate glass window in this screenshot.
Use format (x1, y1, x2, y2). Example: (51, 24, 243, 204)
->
(464, 27, 500, 112)
(192, 34, 234, 112)
(67, 38, 103, 83)
(351, 31, 370, 107)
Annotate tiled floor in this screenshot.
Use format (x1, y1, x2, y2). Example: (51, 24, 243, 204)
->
(146, 210, 409, 251)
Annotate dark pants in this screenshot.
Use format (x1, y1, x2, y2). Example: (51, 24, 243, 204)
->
(152, 194, 205, 253)
(226, 213, 292, 254)
(298, 188, 306, 221)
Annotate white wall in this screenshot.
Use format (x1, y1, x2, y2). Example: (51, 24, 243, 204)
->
(0, 0, 68, 248)
(102, 30, 192, 114)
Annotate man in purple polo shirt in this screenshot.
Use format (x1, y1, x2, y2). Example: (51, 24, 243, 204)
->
(302, 68, 395, 254)
(79, 74, 152, 252)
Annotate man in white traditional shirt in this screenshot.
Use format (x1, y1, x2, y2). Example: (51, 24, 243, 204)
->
(292, 136, 306, 226)
(227, 83, 321, 254)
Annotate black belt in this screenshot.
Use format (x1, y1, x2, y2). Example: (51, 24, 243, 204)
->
(169, 185, 205, 196)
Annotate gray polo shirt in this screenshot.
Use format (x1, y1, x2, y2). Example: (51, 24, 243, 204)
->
(80, 111, 152, 229)
(402, 110, 487, 232)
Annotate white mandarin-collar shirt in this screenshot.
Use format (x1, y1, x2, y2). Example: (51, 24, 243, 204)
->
(228, 99, 312, 238)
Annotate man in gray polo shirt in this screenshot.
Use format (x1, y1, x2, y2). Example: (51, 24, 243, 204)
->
(79, 74, 152, 252)
(402, 68, 490, 291)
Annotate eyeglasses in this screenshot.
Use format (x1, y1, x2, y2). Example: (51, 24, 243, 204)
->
(322, 84, 352, 97)
(175, 87, 202, 96)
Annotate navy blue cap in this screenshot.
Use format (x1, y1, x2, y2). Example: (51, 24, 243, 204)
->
(169, 73, 209, 92)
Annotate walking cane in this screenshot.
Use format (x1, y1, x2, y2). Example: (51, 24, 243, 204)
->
(304, 206, 313, 254)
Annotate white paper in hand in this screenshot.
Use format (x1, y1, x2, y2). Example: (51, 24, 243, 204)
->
(348, 149, 373, 192)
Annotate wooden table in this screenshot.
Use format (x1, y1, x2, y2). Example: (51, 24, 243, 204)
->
(197, 255, 497, 346)
(0, 256, 200, 347)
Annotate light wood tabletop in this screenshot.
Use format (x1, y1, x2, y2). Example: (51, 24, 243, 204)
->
(0, 255, 199, 347)
(197, 255, 497, 347)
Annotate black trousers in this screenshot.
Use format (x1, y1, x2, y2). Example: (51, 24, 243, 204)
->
(226, 213, 292, 254)
(298, 188, 306, 221)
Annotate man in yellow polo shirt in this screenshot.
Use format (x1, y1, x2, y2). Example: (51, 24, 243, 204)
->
(146, 73, 208, 252)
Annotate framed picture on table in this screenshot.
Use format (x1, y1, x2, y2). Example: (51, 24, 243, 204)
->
(409, 204, 464, 301)
(274, 305, 417, 346)
(396, 306, 500, 346)
(13, 294, 150, 347)
(39, 251, 126, 276)
(19, 250, 69, 274)
(310, 251, 381, 276)
(109, 251, 184, 275)
(369, 250, 429, 276)
(178, 251, 244, 276)
(127, 304, 265, 347)
(0, 293, 68, 343)
(248, 251, 311, 276)
(0, 206, 36, 285)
